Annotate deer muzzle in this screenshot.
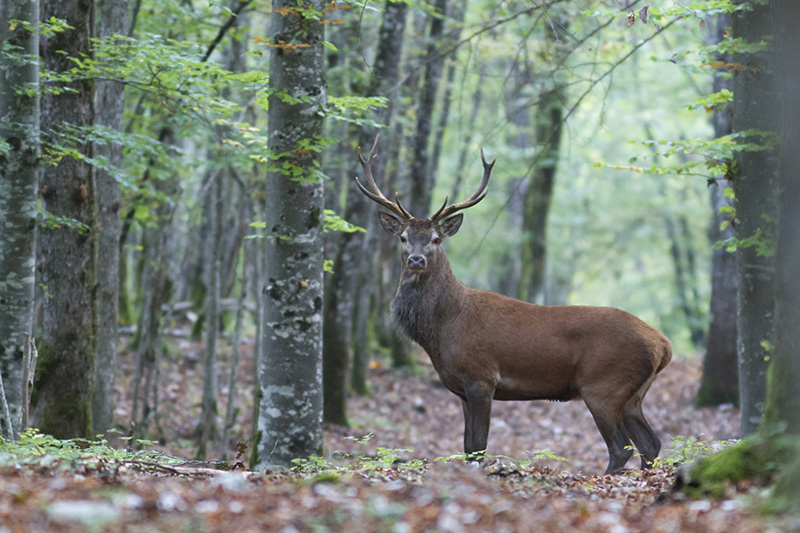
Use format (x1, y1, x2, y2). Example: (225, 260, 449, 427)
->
(407, 254, 427, 271)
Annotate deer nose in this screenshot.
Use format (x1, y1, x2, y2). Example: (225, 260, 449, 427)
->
(407, 254, 427, 271)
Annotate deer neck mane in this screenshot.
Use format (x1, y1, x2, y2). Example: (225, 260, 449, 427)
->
(391, 253, 465, 353)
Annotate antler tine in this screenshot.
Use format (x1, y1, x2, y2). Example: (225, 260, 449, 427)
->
(431, 148, 496, 222)
(430, 196, 449, 221)
(355, 134, 412, 220)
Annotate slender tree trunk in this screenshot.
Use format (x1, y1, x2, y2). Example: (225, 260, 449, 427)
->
(197, 173, 223, 459)
(254, 0, 326, 469)
(220, 242, 247, 459)
(409, 0, 448, 217)
(518, 21, 566, 304)
(429, 2, 465, 187)
(0, 0, 39, 440)
(37, 0, 97, 439)
(93, 0, 128, 437)
(732, 0, 779, 437)
(696, 12, 739, 408)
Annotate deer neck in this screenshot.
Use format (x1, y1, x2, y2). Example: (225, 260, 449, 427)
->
(391, 253, 465, 354)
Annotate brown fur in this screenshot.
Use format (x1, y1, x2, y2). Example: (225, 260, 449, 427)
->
(384, 215, 672, 474)
(358, 143, 671, 474)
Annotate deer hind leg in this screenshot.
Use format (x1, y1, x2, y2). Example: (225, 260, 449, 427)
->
(584, 396, 633, 474)
(622, 392, 661, 470)
(461, 382, 493, 460)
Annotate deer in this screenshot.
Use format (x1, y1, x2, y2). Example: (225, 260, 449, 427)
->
(354, 136, 673, 475)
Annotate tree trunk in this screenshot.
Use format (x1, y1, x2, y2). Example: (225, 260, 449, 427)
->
(197, 172, 223, 459)
(0, 0, 39, 440)
(37, 0, 97, 439)
(409, 0, 448, 218)
(324, 0, 409, 418)
(429, 2, 465, 188)
(683, 2, 800, 508)
(253, 0, 326, 469)
(696, 12, 739, 408)
(519, 21, 566, 304)
(93, 0, 128, 437)
(763, 0, 800, 438)
(732, 0, 779, 437)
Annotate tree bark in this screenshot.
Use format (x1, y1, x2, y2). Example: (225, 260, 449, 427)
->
(323, 0, 409, 420)
(519, 21, 566, 304)
(0, 0, 39, 440)
(37, 0, 97, 439)
(732, 0, 779, 437)
(197, 173, 223, 459)
(763, 0, 800, 438)
(254, 0, 326, 469)
(93, 0, 128, 437)
(696, 12, 739, 408)
(409, 0, 448, 218)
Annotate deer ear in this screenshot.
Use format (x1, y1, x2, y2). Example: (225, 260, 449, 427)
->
(379, 211, 405, 236)
(440, 214, 463, 237)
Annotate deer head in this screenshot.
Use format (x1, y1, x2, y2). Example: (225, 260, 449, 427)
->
(355, 135, 496, 277)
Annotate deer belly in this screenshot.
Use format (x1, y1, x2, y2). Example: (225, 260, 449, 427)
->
(493, 375, 581, 402)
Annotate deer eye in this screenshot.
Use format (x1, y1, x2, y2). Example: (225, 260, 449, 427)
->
(432, 236, 441, 245)
(399, 235, 407, 243)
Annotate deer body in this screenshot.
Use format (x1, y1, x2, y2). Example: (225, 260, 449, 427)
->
(356, 137, 672, 474)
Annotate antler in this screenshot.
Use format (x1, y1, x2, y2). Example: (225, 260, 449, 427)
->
(355, 134, 413, 220)
(431, 148, 496, 222)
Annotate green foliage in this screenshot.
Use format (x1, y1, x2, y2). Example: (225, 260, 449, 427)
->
(659, 436, 738, 468)
(597, 129, 779, 181)
(38, 204, 91, 234)
(290, 435, 426, 478)
(323, 209, 365, 234)
(0, 429, 180, 470)
(684, 89, 733, 112)
(522, 449, 568, 463)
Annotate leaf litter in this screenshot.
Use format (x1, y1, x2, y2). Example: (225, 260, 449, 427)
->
(1, 346, 792, 532)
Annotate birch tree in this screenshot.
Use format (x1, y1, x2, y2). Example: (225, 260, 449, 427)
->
(253, 0, 326, 469)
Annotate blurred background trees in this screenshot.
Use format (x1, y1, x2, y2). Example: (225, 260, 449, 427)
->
(1, 0, 773, 463)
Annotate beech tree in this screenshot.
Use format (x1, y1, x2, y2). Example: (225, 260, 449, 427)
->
(36, 0, 98, 439)
(93, 0, 128, 437)
(253, 0, 326, 469)
(730, 0, 779, 437)
(0, 0, 40, 440)
(686, 0, 800, 508)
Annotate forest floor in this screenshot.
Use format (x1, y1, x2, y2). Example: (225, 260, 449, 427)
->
(2, 339, 798, 532)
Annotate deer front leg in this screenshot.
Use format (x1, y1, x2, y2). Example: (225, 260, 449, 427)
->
(461, 382, 493, 460)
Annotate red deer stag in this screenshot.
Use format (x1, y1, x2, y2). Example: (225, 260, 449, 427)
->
(355, 136, 672, 474)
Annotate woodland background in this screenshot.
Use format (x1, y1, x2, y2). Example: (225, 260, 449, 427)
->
(1, 0, 800, 529)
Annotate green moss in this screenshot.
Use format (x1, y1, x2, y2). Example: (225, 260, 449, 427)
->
(682, 430, 800, 505)
(682, 436, 774, 498)
(768, 449, 800, 513)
